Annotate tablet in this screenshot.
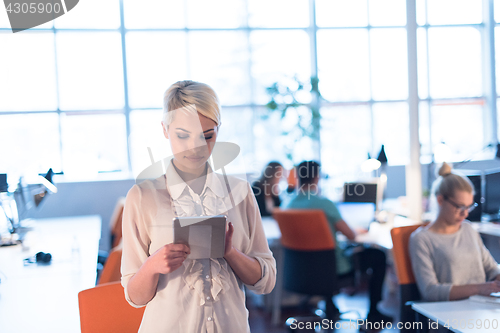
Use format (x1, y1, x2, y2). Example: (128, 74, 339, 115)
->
(173, 215, 227, 259)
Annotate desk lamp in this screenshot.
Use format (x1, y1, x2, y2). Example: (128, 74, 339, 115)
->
(361, 154, 381, 173)
(377, 145, 388, 165)
(33, 169, 58, 207)
(377, 146, 388, 217)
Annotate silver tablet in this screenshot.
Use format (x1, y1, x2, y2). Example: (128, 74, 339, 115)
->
(173, 215, 227, 259)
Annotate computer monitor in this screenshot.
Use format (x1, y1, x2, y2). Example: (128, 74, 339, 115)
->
(484, 168, 500, 215)
(12, 180, 33, 222)
(0, 174, 7, 192)
(466, 174, 482, 222)
(12, 170, 57, 221)
(343, 182, 378, 206)
(337, 202, 376, 230)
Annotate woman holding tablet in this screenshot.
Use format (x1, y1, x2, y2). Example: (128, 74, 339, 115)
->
(409, 162, 500, 302)
(121, 81, 276, 332)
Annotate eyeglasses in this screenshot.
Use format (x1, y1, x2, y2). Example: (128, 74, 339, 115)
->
(444, 197, 478, 214)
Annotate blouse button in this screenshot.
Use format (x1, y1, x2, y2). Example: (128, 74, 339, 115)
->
(207, 317, 213, 322)
(206, 296, 211, 301)
(205, 275, 210, 280)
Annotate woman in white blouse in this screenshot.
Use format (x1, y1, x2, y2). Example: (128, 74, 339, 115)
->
(121, 81, 276, 332)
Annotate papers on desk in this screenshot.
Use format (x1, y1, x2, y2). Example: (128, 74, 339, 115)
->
(469, 295, 500, 305)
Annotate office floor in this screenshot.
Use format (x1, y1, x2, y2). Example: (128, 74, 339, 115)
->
(248, 286, 399, 333)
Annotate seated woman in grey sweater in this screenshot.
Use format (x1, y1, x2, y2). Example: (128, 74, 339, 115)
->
(409, 162, 500, 302)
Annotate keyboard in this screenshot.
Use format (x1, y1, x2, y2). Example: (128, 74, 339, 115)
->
(469, 295, 500, 304)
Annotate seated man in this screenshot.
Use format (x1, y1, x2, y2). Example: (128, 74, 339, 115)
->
(285, 160, 392, 325)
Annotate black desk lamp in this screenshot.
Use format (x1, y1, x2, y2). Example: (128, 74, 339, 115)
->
(377, 145, 388, 165)
(377, 145, 388, 205)
(34, 168, 58, 207)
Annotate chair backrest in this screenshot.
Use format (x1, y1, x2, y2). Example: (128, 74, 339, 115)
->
(78, 281, 144, 333)
(273, 209, 335, 251)
(391, 224, 423, 285)
(110, 198, 126, 249)
(287, 167, 297, 192)
(391, 224, 426, 333)
(273, 209, 344, 297)
(97, 248, 122, 285)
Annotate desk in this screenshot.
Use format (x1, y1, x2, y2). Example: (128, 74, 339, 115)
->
(411, 300, 500, 333)
(0, 215, 101, 333)
(472, 222, 500, 237)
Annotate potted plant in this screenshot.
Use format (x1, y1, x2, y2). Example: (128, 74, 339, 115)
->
(264, 76, 322, 164)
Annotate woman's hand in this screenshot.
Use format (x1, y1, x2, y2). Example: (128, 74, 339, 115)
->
(224, 222, 234, 257)
(223, 221, 262, 285)
(478, 280, 500, 296)
(127, 243, 190, 306)
(147, 243, 190, 275)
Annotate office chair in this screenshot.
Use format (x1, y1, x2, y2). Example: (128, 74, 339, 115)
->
(97, 198, 125, 282)
(390, 224, 427, 333)
(272, 209, 354, 320)
(287, 167, 297, 193)
(97, 248, 122, 285)
(78, 281, 145, 333)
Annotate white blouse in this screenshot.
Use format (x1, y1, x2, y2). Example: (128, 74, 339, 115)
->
(121, 161, 276, 333)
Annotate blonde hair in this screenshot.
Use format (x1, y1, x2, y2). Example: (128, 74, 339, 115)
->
(162, 80, 221, 127)
(432, 162, 474, 199)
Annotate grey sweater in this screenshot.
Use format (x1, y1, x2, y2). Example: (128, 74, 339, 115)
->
(409, 221, 500, 301)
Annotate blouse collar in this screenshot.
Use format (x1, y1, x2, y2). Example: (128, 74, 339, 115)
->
(166, 160, 225, 200)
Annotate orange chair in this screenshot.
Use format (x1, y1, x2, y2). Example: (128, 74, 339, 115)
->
(78, 281, 145, 333)
(390, 224, 426, 333)
(97, 248, 122, 285)
(97, 198, 125, 283)
(110, 198, 126, 249)
(273, 209, 353, 319)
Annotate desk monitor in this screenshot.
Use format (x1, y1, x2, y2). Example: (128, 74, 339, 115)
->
(343, 182, 378, 205)
(0, 174, 7, 192)
(13, 181, 33, 222)
(484, 168, 500, 216)
(337, 202, 375, 230)
(465, 174, 482, 222)
(12, 170, 56, 221)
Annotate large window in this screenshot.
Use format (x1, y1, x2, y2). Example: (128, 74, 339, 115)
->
(316, 2, 409, 179)
(418, 0, 486, 164)
(0, 0, 498, 190)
